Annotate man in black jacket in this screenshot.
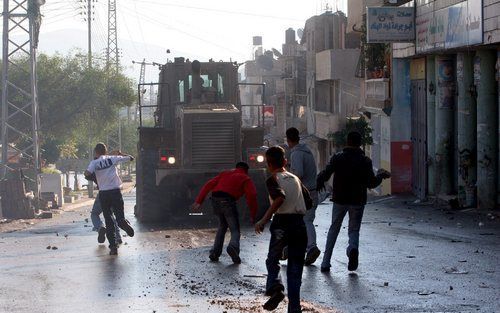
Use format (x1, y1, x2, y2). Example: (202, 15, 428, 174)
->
(316, 131, 390, 272)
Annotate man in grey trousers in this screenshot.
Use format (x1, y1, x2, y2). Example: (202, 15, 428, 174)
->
(286, 127, 321, 266)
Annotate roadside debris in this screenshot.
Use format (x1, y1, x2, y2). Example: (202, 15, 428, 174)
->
(444, 267, 468, 274)
(418, 290, 434, 296)
(243, 275, 266, 278)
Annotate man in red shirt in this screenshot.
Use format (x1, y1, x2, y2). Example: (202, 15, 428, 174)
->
(191, 162, 258, 264)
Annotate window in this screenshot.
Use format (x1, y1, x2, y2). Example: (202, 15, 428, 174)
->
(201, 75, 213, 88)
(178, 80, 185, 103)
(217, 74, 224, 98)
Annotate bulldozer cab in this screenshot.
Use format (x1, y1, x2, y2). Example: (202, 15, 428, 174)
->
(135, 58, 269, 224)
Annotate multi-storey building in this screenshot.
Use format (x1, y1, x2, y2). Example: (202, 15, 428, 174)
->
(389, 0, 500, 209)
(300, 10, 362, 168)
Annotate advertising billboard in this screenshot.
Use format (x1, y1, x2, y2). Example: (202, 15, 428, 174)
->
(416, 0, 483, 53)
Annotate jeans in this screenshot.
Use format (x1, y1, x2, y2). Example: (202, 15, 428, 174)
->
(321, 203, 364, 269)
(99, 189, 126, 248)
(211, 196, 240, 256)
(266, 214, 307, 313)
(303, 190, 318, 252)
(90, 194, 121, 241)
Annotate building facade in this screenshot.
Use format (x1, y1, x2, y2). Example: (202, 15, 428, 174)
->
(300, 11, 362, 169)
(391, 0, 500, 209)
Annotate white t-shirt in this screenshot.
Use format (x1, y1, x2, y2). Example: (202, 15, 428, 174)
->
(266, 171, 307, 215)
(87, 155, 131, 191)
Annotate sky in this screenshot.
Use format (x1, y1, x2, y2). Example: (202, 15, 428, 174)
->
(31, 0, 347, 81)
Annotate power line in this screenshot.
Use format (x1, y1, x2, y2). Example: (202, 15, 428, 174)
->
(120, 4, 246, 59)
(132, 0, 151, 57)
(132, 0, 305, 22)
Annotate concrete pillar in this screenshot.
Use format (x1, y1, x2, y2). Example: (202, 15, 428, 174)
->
(426, 56, 436, 195)
(73, 171, 79, 191)
(475, 50, 498, 210)
(435, 56, 455, 195)
(65, 172, 70, 188)
(456, 53, 477, 207)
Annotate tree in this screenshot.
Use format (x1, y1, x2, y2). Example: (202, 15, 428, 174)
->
(328, 116, 373, 149)
(1, 51, 137, 162)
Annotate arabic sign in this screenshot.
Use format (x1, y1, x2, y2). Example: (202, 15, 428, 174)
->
(367, 7, 415, 43)
(416, 0, 482, 53)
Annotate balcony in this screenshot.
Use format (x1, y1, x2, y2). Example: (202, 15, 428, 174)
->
(313, 111, 340, 139)
(364, 78, 390, 110)
(315, 49, 360, 81)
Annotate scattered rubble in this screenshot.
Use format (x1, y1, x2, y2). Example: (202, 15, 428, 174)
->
(444, 267, 468, 274)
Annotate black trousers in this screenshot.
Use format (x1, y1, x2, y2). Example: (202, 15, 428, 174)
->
(99, 189, 125, 248)
(266, 214, 307, 312)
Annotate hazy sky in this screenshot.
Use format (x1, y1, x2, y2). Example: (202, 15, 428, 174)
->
(35, 0, 347, 80)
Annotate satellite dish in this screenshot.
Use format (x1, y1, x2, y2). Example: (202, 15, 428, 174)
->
(297, 28, 304, 40)
(272, 48, 282, 59)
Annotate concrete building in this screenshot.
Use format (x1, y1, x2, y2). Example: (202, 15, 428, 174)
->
(239, 37, 283, 131)
(272, 28, 308, 139)
(300, 10, 362, 168)
(347, 0, 394, 195)
(390, 0, 500, 209)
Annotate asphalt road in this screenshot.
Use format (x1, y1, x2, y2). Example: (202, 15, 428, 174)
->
(0, 192, 499, 313)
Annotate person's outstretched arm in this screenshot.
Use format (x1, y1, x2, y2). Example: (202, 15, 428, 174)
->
(316, 154, 336, 191)
(191, 174, 221, 211)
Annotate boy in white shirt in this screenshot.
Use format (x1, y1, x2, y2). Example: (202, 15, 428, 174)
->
(85, 143, 135, 255)
(255, 146, 312, 313)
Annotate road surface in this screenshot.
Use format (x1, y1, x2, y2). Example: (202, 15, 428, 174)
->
(0, 191, 499, 313)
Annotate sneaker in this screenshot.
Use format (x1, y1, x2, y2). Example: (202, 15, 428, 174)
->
(209, 252, 219, 262)
(280, 246, 288, 261)
(263, 290, 285, 311)
(347, 248, 359, 271)
(97, 226, 106, 243)
(304, 246, 321, 266)
(264, 285, 284, 297)
(109, 247, 118, 255)
(118, 219, 134, 237)
(226, 246, 241, 264)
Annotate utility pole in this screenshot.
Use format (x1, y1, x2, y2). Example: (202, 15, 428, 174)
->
(132, 59, 161, 121)
(87, 0, 92, 69)
(106, 0, 119, 72)
(82, 0, 95, 197)
(106, 0, 122, 153)
(1, 0, 44, 200)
